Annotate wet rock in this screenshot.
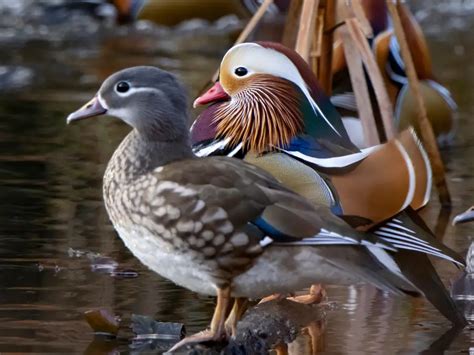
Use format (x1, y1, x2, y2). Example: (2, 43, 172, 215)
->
(169, 299, 329, 354)
(228, 299, 327, 353)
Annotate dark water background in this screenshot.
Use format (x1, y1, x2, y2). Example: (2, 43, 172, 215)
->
(0, 1, 473, 353)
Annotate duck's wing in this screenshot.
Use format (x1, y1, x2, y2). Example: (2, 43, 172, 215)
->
(144, 157, 390, 250)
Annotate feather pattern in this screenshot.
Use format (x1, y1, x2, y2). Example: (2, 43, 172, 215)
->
(214, 75, 304, 154)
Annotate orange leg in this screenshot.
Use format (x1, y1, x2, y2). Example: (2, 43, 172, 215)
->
(224, 298, 249, 337)
(168, 287, 231, 352)
(287, 284, 327, 305)
(260, 285, 326, 305)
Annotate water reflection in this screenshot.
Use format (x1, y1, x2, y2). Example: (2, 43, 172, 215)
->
(0, 1, 473, 353)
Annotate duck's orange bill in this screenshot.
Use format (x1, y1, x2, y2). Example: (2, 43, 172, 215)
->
(193, 82, 230, 108)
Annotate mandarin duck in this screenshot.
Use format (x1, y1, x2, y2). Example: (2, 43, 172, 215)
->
(331, 0, 457, 147)
(191, 42, 465, 325)
(66, 67, 465, 350)
(453, 207, 474, 225)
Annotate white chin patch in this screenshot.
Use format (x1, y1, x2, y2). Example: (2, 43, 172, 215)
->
(97, 94, 110, 110)
(98, 95, 134, 126)
(107, 107, 135, 127)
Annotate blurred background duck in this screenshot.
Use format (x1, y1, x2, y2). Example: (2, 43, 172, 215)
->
(110, 0, 289, 25)
(332, 0, 457, 147)
(453, 207, 474, 225)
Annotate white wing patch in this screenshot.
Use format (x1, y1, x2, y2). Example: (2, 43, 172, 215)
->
(394, 140, 416, 211)
(194, 138, 231, 157)
(280, 145, 380, 168)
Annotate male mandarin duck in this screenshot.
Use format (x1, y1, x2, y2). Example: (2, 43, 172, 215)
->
(66, 67, 465, 350)
(192, 42, 465, 325)
(331, 0, 457, 147)
(192, 42, 431, 227)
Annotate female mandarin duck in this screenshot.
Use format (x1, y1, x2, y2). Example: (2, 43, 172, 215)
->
(192, 42, 465, 325)
(331, 0, 457, 147)
(66, 67, 465, 350)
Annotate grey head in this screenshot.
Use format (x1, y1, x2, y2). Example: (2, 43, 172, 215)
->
(67, 66, 190, 142)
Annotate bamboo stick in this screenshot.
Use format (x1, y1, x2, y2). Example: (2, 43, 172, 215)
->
(318, 0, 336, 95)
(234, 0, 275, 45)
(282, 0, 303, 47)
(340, 27, 380, 146)
(346, 18, 396, 139)
(387, 0, 451, 206)
(310, 12, 324, 73)
(207, 0, 274, 85)
(295, 0, 320, 62)
(349, 0, 373, 38)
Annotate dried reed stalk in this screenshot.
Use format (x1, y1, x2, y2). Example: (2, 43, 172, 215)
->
(340, 27, 380, 145)
(387, 0, 451, 206)
(295, 0, 320, 61)
(317, 0, 336, 95)
(346, 18, 396, 139)
(206, 0, 275, 87)
(282, 0, 303, 47)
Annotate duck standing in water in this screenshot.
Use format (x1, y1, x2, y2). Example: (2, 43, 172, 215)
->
(67, 66, 465, 350)
(192, 42, 465, 325)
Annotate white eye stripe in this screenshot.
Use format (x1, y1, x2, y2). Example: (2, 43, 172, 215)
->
(224, 43, 341, 136)
(233, 66, 251, 78)
(115, 87, 163, 97)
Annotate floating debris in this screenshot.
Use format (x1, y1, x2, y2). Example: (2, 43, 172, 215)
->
(67, 248, 139, 278)
(67, 247, 100, 259)
(110, 269, 139, 279)
(90, 256, 119, 274)
(84, 309, 120, 337)
(130, 314, 185, 352)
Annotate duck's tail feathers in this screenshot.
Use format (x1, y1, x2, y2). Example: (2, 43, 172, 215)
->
(372, 209, 465, 267)
(393, 250, 467, 326)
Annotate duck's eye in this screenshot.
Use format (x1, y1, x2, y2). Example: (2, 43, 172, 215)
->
(234, 67, 248, 77)
(116, 81, 130, 93)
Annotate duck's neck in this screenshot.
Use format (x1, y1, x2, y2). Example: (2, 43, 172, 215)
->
(106, 129, 195, 185)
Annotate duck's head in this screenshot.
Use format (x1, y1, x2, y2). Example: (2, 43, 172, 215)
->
(67, 66, 189, 142)
(111, 0, 145, 23)
(193, 42, 341, 154)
